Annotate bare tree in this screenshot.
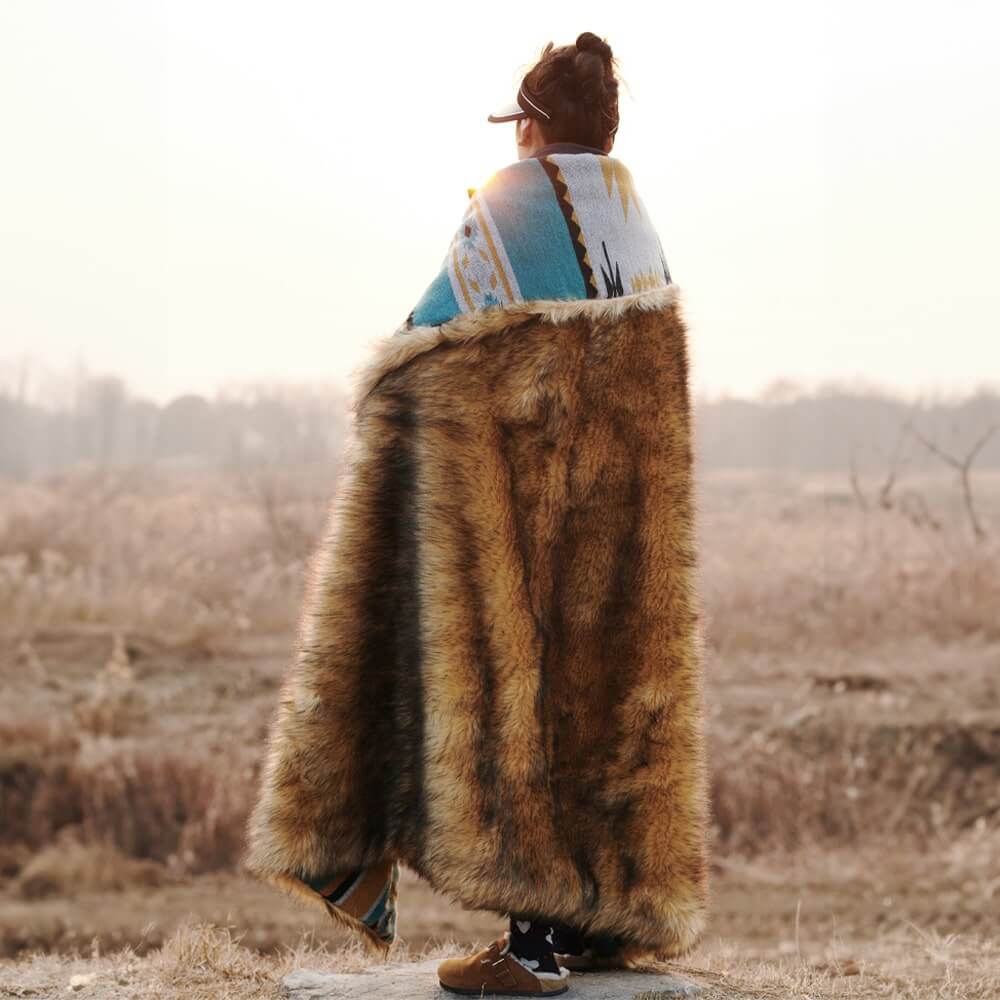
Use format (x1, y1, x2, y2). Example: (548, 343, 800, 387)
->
(847, 443, 869, 511)
(904, 419, 998, 540)
(848, 415, 943, 531)
(847, 418, 913, 513)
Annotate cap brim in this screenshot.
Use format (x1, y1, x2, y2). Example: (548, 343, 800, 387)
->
(487, 100, 528, 124)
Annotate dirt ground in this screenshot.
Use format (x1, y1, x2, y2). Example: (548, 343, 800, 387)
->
(2, 841, 998, 958)
(2, 629, 997, 998)
(1, 863, 998, 999)
(1, 469, 998, 997)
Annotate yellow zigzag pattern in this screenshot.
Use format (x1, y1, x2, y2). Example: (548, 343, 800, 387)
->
(630, 268, 665, 293)
(600, 158, 641, 221)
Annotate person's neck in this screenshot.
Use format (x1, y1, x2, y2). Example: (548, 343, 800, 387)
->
(530, 141, 608, 159)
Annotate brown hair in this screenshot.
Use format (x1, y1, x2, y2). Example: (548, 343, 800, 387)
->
(521, 32, 620, 149)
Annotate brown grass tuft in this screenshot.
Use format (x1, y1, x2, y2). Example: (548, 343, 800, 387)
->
(14, 840, 177, 899)
(710, 719, 1000, 855)
(0, 717, 253, 873)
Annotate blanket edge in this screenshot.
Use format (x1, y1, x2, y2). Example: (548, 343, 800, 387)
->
(348, 284, 683, 413)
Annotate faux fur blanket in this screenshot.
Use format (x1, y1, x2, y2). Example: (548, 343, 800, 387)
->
(245, 156, 710, 964)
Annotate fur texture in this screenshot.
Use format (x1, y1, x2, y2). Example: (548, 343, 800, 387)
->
(245, 285, 710, 958)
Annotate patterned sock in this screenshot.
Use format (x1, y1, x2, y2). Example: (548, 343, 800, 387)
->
(504, 914, 567, 979)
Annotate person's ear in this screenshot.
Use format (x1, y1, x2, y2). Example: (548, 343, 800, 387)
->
(516, 117, 541, 157)
(603, 134, 614, 154)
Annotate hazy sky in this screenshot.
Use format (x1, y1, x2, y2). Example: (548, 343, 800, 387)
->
(1, 1, 997, 404)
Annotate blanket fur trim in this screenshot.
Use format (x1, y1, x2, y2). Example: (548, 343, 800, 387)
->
(245, 285, 710, 960)
(352, 285, 680, 406)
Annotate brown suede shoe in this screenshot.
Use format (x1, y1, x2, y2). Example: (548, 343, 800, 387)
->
(438, 935, 571, 996)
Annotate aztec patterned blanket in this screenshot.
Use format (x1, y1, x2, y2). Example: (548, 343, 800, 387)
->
(405, 152, 671, 328)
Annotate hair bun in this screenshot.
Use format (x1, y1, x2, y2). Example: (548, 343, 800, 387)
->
(520, 35, 620, 148)
(575, 31, 613, 63)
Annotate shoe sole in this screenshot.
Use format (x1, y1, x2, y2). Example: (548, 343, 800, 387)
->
(438, 982, 569, 997)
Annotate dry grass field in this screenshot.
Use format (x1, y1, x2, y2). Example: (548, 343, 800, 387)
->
(1, 464, 998, 998)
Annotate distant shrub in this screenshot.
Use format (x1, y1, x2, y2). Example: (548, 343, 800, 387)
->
(0, 718, 256, 874)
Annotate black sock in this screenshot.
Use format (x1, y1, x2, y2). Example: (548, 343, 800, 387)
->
(507, 914, 563, 976)
(549, 919, 588, 956)
(550, 920, 623, 958)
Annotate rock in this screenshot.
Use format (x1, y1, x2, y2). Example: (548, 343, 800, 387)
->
(282, 958, 703, 999)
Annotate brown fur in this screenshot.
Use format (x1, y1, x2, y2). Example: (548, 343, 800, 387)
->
(244, 286, 710, 958)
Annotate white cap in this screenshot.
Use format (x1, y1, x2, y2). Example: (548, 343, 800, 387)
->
(487, 84, 552, 124)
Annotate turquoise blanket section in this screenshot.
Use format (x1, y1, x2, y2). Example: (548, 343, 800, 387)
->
(407, 153, 670, 329)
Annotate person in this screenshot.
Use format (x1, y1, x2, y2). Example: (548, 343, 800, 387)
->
(399, 30, 671, 336)
(245, 29, 708, 1000)
(425, 31, 670, 996)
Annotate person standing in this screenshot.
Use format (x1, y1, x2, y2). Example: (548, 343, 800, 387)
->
(245, 31, 708, 1000)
